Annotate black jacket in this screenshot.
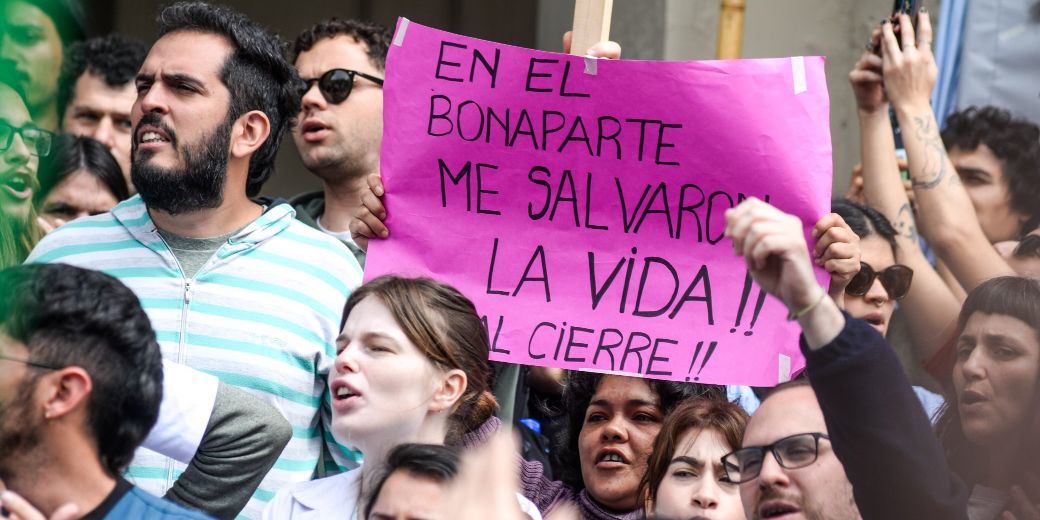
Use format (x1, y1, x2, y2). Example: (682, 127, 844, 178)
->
(803, 314, 969, 520)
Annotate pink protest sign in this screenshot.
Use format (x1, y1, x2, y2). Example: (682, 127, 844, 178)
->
(366, 18, 832, 386)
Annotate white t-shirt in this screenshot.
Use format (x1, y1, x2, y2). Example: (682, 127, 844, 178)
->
(316, 215, 360, 248)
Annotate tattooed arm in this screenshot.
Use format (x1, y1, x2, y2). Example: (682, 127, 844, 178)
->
(880, 12, 1014, 292)
(849, 30, 959, 362)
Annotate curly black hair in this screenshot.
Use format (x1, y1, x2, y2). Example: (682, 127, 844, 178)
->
(57, 34, 147, 120)
(942, 106, 1040, 236)
(551, 372, 726, 492)
(157, 2, 302, 197)
(0, 264, 163, 476)
(291, 18, 392, 72)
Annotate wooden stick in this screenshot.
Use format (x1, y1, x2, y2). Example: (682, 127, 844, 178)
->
(570, 0, 613, 56)
(716, 0, 747, 59)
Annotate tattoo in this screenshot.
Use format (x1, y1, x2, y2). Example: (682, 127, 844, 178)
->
(895, 202, 920, 242)
(909, 116, 950, 190)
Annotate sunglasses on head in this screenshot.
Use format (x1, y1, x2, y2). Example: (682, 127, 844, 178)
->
(297, 68, 384, 104)
(844, 262, 913, 300)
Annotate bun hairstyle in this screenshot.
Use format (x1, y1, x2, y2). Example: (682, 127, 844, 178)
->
(342, 276, 498, 443)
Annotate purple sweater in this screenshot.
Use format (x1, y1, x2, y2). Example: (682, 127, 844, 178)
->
(461, 417, 642, 520)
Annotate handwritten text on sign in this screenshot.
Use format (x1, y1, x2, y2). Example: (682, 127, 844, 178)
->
(365, 19, 832, 386)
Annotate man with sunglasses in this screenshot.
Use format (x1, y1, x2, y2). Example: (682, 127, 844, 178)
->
(288, 18, 392, 267)
(724, 197, 969, 520)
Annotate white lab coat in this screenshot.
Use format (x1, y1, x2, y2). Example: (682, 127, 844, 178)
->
(261, 465, 543, 520)
(262, 469, 362, 520)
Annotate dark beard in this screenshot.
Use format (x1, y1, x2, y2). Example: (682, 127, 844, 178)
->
(131, 114, 233, 216)
(0, 375, 44, 482)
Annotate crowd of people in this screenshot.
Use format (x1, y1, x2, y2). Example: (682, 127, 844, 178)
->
(0, 0, 1038, 519)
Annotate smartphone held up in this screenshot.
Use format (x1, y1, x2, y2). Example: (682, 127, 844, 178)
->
(874, 0, 923, 53)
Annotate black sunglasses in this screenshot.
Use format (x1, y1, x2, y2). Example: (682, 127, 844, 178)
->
(297, 68, 384, 105)
(844, 262, 913, 300)
(721, 432, 831, 484)
(0, 119, 54, 157)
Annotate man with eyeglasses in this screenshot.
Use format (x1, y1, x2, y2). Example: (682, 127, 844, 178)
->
(722, 380, 860, 520)
(289, 18, 391, 267)
(0, 57, 53, 269)
(722, 197, 969, 520)
(0, 263, 213, 519)
(27, 4, 364, 518)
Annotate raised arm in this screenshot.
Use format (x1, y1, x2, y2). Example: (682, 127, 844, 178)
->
(881, 13, 1015, 290)
(724, 198, 969, 519)
(850, 27, 960, 363)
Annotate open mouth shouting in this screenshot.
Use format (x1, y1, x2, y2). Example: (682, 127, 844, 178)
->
(136, 124, 174, 150)
(959, 388, 989, 413)
(300, 117, 331, 143)
(860, 311, 886, 334)
(330, 379, 362, 413)
(594, 448, 630, 469)
(0, 170, 37, 202)
(758, 499, 803, 519)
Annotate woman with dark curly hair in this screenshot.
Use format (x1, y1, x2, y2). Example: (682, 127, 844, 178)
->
(519, 372, 725, 519)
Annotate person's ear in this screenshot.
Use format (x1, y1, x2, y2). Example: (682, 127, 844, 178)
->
(42, 367, 92, 420)
(230, 110, 271, 160)
(429, 369, 467, 414)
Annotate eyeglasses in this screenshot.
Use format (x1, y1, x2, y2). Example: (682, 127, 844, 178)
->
(721, 432, 830, 484)
(0, 119, 54, 157)
(0, 352, 61, 371)
(296, 68, 384, 104)
(844, 262, 913, 300)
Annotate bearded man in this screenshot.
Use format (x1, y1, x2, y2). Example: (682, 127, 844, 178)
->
(26, 3, 363, 518)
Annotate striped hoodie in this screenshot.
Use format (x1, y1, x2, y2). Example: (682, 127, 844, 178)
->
(27, 196, 364, 519)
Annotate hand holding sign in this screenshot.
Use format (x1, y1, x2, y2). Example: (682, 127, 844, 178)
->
(812, 213, 861, 305)
(351, 173, 388, 251)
